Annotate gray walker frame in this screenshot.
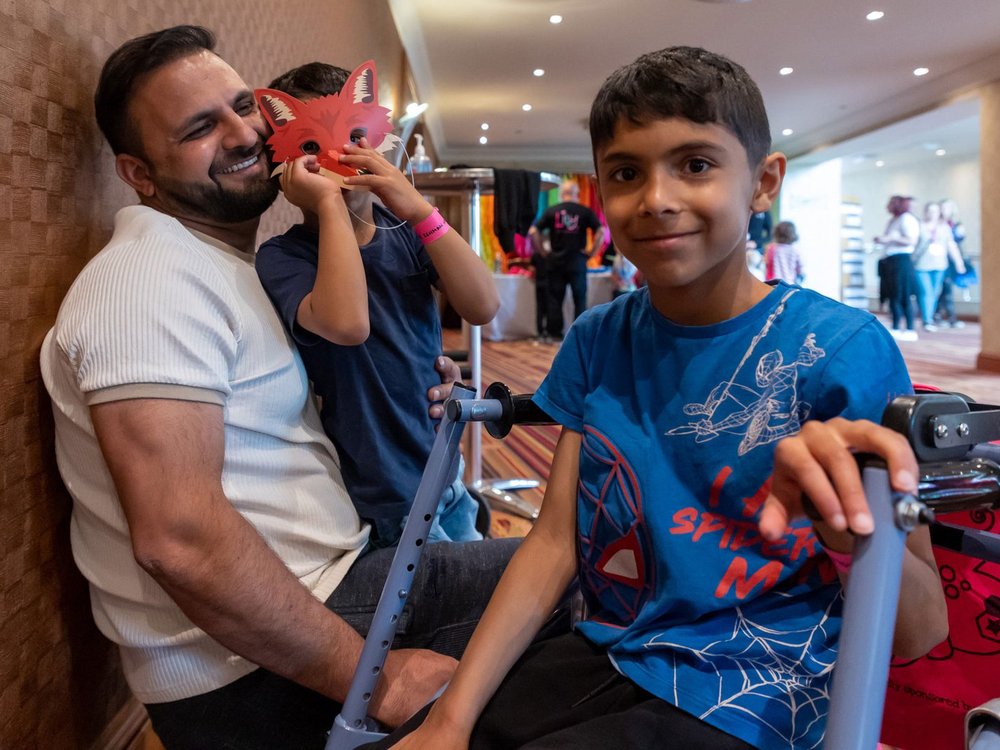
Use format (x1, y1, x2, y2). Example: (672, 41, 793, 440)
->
(327, 382, 547, 750)
(325, 387, 1000, 750)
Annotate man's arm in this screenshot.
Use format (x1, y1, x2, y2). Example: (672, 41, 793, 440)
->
(759, 418, 948, 660)
(91, 397, 454, 725)
(528, 225, 551, 257)
(588, 225, 608, 257)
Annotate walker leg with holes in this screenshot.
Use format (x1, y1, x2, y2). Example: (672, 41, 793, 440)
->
(824, 394, 1000, 750)
(326, 382, 550, 750)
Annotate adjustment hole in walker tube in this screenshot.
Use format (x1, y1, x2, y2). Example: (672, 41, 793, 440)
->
(363, 692, 371, 701)
(406, 564, 414, 571)
(381, 640, 389, 649)
(415, 538, 424, 547)
(424, 514, 432, 521)
(372, 666, 381, 675)
(390, 614, 398, 623)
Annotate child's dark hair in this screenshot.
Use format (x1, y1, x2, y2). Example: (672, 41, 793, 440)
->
(773, 220, 798, 244)
(589, 46, 771, 169)
(268, 62, 351, 98)
(95, 25, 217, 156)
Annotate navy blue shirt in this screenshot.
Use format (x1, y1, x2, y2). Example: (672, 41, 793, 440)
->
(256, 204, 441, 519)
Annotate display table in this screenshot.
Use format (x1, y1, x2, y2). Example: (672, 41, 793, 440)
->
(485, 271, 616, 341)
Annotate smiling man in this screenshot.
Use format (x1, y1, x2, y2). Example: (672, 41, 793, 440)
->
(39, 25, 515, 749)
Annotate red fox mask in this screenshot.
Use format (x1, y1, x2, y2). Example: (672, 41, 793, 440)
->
(255, 60, 401, 190)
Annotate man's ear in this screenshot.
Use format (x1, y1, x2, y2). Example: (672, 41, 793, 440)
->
(750, 152, 786, 213)
(115, 153, 156, 198)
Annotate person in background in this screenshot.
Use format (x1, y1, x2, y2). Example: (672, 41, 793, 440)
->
(747, 208, 772, 253)
(764, 220, 804, 284)
(875, 195, 920, 341)
(529, 180, 607, 340)
(934, 198, 968, 329)
(913, 201, 964, 333)
(256, 61, 500, 547)
(40, 28, 515, 749)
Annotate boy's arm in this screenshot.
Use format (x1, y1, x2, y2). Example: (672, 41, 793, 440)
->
(340, 140, 499, 325)
(281, 155, 369, 345)
(759, 418, 948, 660)
(387, 427, 583, 749)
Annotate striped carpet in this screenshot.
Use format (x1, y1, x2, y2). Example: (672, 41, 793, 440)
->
(449, 316, 1000, 537)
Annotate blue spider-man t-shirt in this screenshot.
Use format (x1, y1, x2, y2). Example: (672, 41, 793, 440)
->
(533, 282, 911, 750)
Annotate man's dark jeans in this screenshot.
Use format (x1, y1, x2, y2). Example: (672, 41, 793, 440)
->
(146, 538, 519, 749)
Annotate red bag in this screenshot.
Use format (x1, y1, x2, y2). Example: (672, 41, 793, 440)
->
(880, 508, 1000, 749)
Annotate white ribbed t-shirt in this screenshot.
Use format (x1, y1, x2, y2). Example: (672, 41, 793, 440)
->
(40, 205, 368, 703)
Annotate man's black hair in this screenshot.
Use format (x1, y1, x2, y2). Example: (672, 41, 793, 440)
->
(94, 25, 217, 156)
(268, 62, 350, 98)
(589, 46, 771, 169)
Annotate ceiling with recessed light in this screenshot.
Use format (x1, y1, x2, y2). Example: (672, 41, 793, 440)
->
(388, 0, 1000, 172)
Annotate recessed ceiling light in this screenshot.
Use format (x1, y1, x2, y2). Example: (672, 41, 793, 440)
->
(781, 128, 794, 136)
(779, 67, 794, 76)
(522, 103, 533, 111)
(935, 148, 947, 156)
(866, 10, 885, 20)
(481, 122, 489, 130)
(549, 14, 562, 24)
(875, 160, 885, 167)
(913, 67, 929, 76)
(479, 136, 488, 145)
(533, 68, 545, 77)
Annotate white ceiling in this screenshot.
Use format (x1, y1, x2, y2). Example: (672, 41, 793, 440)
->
(388, 0, 1000, 173)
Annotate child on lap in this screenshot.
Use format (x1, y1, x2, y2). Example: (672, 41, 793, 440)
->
(256, 62, 499, 547)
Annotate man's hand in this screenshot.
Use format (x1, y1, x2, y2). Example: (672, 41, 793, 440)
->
(759, 417, 919, 550)
(427, 356, 462, 420)
(368, 649, 457, 728)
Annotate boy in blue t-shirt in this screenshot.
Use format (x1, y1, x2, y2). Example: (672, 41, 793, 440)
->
(256, 63, 499, 547)
(378, 47, 947, 750)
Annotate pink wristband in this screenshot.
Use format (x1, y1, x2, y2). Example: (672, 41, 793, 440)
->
(412, 208, 450, 245)
(822, 546, 853, 575)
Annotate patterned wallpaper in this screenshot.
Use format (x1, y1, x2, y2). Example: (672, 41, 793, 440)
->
(0, 1, 406, 746)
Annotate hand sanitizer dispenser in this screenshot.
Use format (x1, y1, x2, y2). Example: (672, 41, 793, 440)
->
(409, 133, 433, 174)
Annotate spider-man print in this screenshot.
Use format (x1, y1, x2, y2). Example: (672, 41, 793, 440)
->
(577, 426, 654, 627)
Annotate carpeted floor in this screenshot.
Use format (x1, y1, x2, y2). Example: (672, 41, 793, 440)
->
(449, 314, 1000, 537)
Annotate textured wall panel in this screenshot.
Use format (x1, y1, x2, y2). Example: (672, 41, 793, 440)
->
(0, 1, 406, 746)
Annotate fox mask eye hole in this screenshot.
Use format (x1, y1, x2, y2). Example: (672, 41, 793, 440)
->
(301, 140, 321, 155)
(349, 128, 367, 144)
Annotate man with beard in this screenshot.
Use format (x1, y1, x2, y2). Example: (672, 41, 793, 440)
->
(39, 26, 516, 749)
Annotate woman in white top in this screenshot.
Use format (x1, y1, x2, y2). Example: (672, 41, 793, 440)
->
(914, 201, 965, 331)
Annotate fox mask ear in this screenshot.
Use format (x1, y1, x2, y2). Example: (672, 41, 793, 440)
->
(344, 59, 378, 106)
(255, 88, 304, 132)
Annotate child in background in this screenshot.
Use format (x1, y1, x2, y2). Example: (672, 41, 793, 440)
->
(379, 46, 946, 750)
(256, 62, 499, 547)
(764, 220, 804, 284)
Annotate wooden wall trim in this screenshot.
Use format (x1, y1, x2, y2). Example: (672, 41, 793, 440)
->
(976, 352, 1000, 373)
(91, 696, 148, 750)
